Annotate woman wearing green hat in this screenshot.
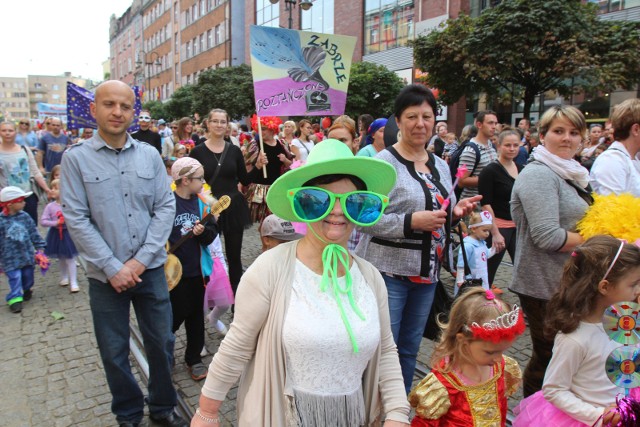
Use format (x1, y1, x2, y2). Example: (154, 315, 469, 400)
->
(355, 84, 481, 393)
(192, 139, 410, 426)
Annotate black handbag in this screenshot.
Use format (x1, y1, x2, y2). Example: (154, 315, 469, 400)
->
(423, 280, 454, 341)
(456, 224, 484, 298)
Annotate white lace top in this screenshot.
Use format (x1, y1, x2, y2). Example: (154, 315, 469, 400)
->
(282, 260, 380, 427)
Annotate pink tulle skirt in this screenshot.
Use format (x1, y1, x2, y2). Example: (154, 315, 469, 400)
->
(204, 258, 235, 309)
(512, 391, 590, 427)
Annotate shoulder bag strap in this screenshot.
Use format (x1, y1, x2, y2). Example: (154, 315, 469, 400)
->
(456, 224, 472, 276)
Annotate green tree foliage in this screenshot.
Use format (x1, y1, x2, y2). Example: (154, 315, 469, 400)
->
(412, 0, 640, 119)
(165, 85, 194, 120)
(192, 64, 255, 120)
(345, 61, 405, 119)
(142, 100, 168, 120)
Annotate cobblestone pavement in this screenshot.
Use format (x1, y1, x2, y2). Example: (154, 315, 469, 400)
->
(0, 223, 530, 426)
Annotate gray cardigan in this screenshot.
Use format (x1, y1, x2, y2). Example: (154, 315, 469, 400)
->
(356, 147, 455, 277)
(509, 161, 590, 300)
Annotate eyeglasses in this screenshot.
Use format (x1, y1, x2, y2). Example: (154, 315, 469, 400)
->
(190, 175, 205, 182)
(287, 187, 388, 226)
(19, 121, 29, 125)
(139, 116, 151, 121)
(171, 126, 178, 129)
(209, 119, 228, 126)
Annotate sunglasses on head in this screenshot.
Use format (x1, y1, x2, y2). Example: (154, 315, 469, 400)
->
(287, 187, 388, 226)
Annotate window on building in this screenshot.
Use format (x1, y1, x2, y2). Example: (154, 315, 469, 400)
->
(200, 0, 206, 15)
(192, 4, 198, 21)
(207, 0, 213, 10)
(301, 0, 334, 33)
(185, 10, 191, 26)
(187, 40, 192, 58)
(364, 0, 414, 55)
(200, 34, 206, 52)
(128, 58, 132, 73)
(256, 0, 280, 27)
(52, 94, 60, 100)
(34, 83, 42, 89)
(175, 33, 179, 51)
(52, 84, 59, 90)
(187, 74, 191, 85)
(175, 2, 179, 22)
(193, 37, 199, 55)
(35, 94, 43, 99)
(214, 24, 224, 45)
(207, 29, 213, 48)
(590, 0, 640, 12)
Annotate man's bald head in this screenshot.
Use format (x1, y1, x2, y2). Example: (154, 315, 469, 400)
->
(90, 80, 136, 147)
(94, 80, 135, 104)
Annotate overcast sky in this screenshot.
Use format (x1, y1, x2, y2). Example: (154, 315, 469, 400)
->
(2, 0, 134, 81)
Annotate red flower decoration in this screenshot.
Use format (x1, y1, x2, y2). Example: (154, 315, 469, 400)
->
(250, 114, 282, 133)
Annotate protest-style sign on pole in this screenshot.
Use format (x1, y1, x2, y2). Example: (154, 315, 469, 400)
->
(66, 81, 142, 132)
(249, 25, 356, 177)
(257, 116, 267, 178)
(249, 25, 356, 118)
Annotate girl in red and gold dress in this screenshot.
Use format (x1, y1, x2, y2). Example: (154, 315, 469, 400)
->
(409, 287, 525, 426)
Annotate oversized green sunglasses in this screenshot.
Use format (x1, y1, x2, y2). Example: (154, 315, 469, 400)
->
(287, 186, 389, 226)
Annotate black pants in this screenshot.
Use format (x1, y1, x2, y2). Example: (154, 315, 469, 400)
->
(517, 293, 553, 397)
(223, 228, 244, 295)
(24, 193, 39, 225)
(486, 227, 517, 285)
(170, 275, 206, 366)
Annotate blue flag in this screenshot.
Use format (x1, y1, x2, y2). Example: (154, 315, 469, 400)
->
(66, 82, 142, 132)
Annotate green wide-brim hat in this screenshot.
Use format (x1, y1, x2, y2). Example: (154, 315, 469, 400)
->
(267, 139, 397, 222)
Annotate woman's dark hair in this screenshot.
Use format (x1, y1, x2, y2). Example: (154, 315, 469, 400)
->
(394, 84, 438, 119)
(303, 174, 367, 191)
(545, 235, 640, 338)
(358, 114, 374, 135)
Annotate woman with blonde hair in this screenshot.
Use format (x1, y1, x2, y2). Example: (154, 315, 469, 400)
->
(510, 105, 591, 397)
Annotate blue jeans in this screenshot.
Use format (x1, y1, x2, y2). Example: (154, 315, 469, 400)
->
(89, 266, 176, 424)
(383, 275, 436, 393)
(5, 265, 35, 304)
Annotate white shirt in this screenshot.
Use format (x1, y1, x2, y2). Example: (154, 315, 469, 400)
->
(590, 141, 640, 196)
(291, 138, 314, 162)
(543, 322, 623, 426)
(282, 261, 380, 426)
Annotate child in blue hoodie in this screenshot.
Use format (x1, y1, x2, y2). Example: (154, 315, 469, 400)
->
(0, 187, 46, 313)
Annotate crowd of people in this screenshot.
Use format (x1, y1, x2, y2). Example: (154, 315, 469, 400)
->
(0, 79, 639, 427)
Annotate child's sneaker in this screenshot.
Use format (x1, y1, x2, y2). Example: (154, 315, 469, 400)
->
(23, 289, 33, 301)
(9, 301, 22, 313)
(70, 283, 79, 293)
(200, 346, 208, 357)
(59, 279, 69, 287)
(213, 320, 228, 336)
